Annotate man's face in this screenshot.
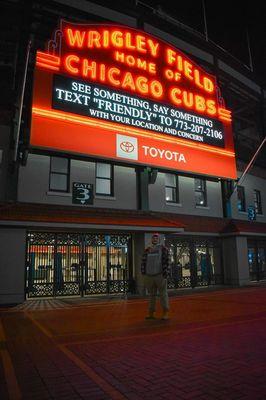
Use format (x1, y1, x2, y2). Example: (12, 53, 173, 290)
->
(151, 235, 159, 245)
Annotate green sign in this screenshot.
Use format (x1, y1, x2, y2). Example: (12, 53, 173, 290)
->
(248, 205, 256, 221)
(72, 182, 93, 205)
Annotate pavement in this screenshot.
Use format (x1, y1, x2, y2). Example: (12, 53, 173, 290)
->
(1, 285, 266, 400)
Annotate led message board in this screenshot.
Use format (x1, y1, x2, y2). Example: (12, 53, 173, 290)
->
(31, 21, 237, 179)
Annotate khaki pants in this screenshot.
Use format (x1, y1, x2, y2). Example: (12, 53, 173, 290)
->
(144, 274, 169, 313)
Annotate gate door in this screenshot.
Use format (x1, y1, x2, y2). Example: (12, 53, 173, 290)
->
(26, 232, 131, 298)
(258, 247, 266, 280)
(248, 242, 266, 282)
(55, 233, 82, 296)
(26, 232, 83, 298)
(165, 237, 222, 289)
(26, 232, 55, 297)
(83, 234, 130, 295)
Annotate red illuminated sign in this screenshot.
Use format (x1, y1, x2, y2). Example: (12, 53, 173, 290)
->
(31, 21, 237, 179)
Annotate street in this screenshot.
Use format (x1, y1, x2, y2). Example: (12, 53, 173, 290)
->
(1, 286, 266, 399)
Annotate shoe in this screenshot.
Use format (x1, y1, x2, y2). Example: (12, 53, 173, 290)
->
(161, 312, 169, 320)
(145, 313, 156, 320)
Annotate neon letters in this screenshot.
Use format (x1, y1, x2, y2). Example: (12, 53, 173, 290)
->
(36, 22, 232, 123)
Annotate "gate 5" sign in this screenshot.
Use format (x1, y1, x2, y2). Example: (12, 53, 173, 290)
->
(72, 182, 93, 205)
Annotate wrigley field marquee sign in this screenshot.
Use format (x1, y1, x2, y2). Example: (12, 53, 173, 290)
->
(30, 21, 237, 179)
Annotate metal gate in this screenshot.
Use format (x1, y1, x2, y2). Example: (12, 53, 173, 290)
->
(165, 236, 223, 289)
(26, 232, 132, 298)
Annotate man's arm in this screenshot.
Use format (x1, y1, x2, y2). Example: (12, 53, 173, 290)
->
(162, 246, 170, 278)
(141, 248, 149, 275)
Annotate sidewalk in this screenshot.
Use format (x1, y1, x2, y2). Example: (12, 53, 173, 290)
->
(1, 285, 266, 399)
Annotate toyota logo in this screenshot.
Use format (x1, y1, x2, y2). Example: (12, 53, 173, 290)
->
(120, 141, 135, 153)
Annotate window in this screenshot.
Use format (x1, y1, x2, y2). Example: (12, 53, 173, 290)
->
(165, 173, 179, 203)
(195, 178, 207, 206)
(96, 163, 113, 196)
(49, 157, 70, 192)
(237, 186, 246, 212)
(254, 190, 262, 215)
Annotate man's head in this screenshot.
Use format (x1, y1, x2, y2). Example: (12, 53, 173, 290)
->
(151, 233, 160, 245)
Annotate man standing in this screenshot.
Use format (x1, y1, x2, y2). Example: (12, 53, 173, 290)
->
(141, 233, 170, 320)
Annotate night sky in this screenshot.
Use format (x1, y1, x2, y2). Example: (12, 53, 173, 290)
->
(135, 0, 266, 85)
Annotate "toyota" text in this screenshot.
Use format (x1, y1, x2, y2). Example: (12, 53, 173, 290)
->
(142, 146, 186, 162)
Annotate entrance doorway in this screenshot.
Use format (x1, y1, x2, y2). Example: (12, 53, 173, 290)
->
(248, 240, 266, 281)
(26, 232, 132, 298)
(165, 236, 223, 288)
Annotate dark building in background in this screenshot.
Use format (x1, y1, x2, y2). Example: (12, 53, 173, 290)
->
(0, 0, 265, 305)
